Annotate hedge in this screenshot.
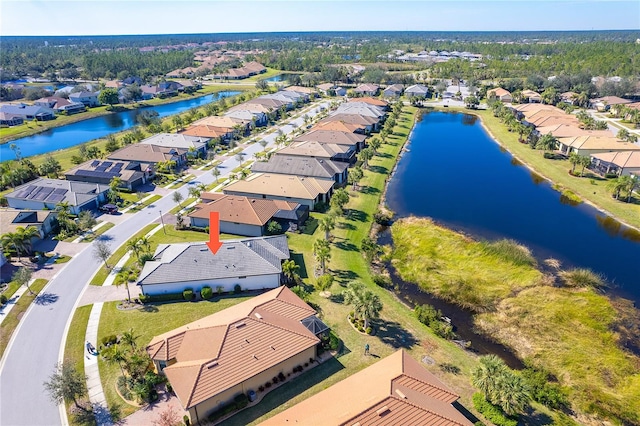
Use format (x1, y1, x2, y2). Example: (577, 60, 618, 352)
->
(472, 393, 518, 426)
(207, 393, 249, 422)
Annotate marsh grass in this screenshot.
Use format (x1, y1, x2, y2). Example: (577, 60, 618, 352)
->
(558, 268, 606, 290)
(479, 239, 537, 267)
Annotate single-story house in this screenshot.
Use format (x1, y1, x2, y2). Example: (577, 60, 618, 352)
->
(0, 103, 55, 121)
(180, 125, 234, 141)
(213, 61, 267, 80)
(335, 102, 386, 121)
(560, 91, 578, 104)
(590, 96, 632, 112)
(524, 111, 581, 128)
(0, 209, 58, 242)
(0, 112, 24, 127)
(535, 124, 612, 139)
(244, 97, 288, 111)
(276, 140, 356, 164)
(262, 349, 474, 426)
(224, 109, 267, 127)
(321, 113, 379, 132)
(259, 93, 298, 110)
(353, 83, 380, 96)
(188, 194, 309, 235)
(283, 85, 316, 99)
(295, 129, 367, 151)
(487, 87, 513, 103)
(34, 97, 86, 114)
(349, 97, 389, 109)
(223, 173, 334, 210)
(65, 159, 150, 190)
(404, 84, 430, 98)
(316, 83, 346, 97)
(383, 84, 404, 98)
(146, 286, 327, 424)
(557, 136, 640, 157)
(137, 234, 290, 295)
(107, 144, 189, 168)
(313, 120, 366, 134)
(590, 151, 640, 177)
(252, 155, 348, 185)
(5, 178, 110, 214)
(192, 116, 249, 136)
(522, 89, 542, 103)
(69, 91, 100, 107)
(139, 133, 209, 157)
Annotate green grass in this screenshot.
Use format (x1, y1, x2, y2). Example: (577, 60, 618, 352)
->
(168, 198, 197, 215)
(125, 195, 162, 213)
(90, 224, 158, 285)
(391, 218, 542, 311)
(170, 174, 195, 189)
(1, 280, 21, 300)
(467, 108, 640, 231)
(54, 254, 72, 264)
(82, 222, 115, 242)
(0, 278, 48, 358)
(62, 305, 92, 425)
(97, 297, 252, 418)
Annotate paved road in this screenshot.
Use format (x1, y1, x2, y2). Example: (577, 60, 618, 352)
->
(0, 100, 330, 426)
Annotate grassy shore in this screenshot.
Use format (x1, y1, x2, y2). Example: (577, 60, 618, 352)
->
(391, 217, 640, 424)
(452, 107, 640, 232)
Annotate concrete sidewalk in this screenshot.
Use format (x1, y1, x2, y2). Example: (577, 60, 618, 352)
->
(0, 281, 31, 326)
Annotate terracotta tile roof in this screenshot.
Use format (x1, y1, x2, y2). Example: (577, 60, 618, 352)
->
(284, 85, 315, 95)
(314, 120, 366, 133)
(192, 116, 238, 130)
(592, 96, 632, 106)
(295, 129, 366, 146)
(349, 97, 388, 107)
(487, 87, 511, 98)
(147, 287, 319, 409)
(591, 151, 640, 169)
(354, 83, 380, 93)
(559, 136, 640, 151)
(187, 195, 299, 226)
(180, 125, 232, 139)
(107, 144, 186, 164)
(513, 103, 562, 116)
(261, 350, 473, 426)
(223, 173, 334, 200)
(316, 83, 336, 91)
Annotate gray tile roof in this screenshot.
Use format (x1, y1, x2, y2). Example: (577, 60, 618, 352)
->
(6, 178, 109, 206)
(251, 155, 347, 179)
(138, 235, 290, 286)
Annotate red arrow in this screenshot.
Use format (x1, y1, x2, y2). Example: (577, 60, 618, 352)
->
(206, 211, 223, 255)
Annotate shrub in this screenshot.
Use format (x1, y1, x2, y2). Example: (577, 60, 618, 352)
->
(183, 415, 190, 426)
(201, 286, 213, 300)
(472, 393, 518, 426)
(559, 268, 606, 290)
(258, 385, 264, 392)
(278, 372, 286, 382)
(101, 334, 118, 346)
(521, 367, 568, 409)
(0, 294, 7, 305)
(543, 152, 555, 159)
(440, 363, 461, 374)
(140, 293, 183, 303)
(373, 209, 393, 225)
(414, 304, 441, 327)
(234, 284, 242, 294)
(183, 289, 194, 301)
(217, 285, 224, 295)
(207, 393, 248, 423)
(605, 173, 618, 179)
(372, 273, 391, 287)
(266, 220, 283, 235)
(432, 321, 455, 340)
(272, 376, 279, 384)
(265, 381, 272, 388)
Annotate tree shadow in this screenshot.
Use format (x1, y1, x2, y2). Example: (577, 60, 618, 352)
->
(375, 152, 393, 159)
(34, 292, 59, 305)
(329, 292, 344, 303)
(337, 222, 356, 230)
(333, 240, 358, 252)
(368, 165, 388, 174)
(346, 209, 368, 222)
(332, 269, 359, 284)
(521, 406, 554, 425)
(359, 186, 380, 195)
(301, 217, 318, 235)
(218, 357, 346, 426)
(290, 252, 308, 279)
(452, 401, 481, 425)
(372, 319, 418, 349)
(96, 234, 114, 242)
(137, 305, 159, 313)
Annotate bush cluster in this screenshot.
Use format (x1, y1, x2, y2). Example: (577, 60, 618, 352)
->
(101, 334, 118, 346)
(373, 210, 393, 225)
(207, 393, 249, 423)
(521, 367, 568, 409)
(200, 286, 213, 300)
(234, 284, 242, 294)
(139, 293, 184, 303)
(372, 273, 391, 287)
(183, 289, 194, 301)
(414, 304, 455, 339)
(472, 393, 518, 426)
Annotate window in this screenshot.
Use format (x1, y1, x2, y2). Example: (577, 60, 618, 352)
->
(238, 276, 247, 279)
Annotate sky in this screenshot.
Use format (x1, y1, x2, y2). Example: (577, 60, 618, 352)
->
(1, 0, 639, 36)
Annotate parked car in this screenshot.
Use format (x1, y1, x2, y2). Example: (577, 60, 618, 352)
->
(100, 204, 118, 214)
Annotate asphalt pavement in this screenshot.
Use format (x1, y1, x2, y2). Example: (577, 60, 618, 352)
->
(0, 99, 331, 425)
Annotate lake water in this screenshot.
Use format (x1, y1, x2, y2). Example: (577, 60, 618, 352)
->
(0, 91, 239, 161)
(263, 73, 301, 83)
(386, 111, 640, 305)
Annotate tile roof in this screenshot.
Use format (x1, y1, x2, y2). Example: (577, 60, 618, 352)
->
(139, 133, 209, 150)
(591, 151, 640, 169)
(487, 87, 511, 98)
(295, 129, 366, 146)
(284, 85, 315, 95)
(180, 125, 232, 139)
(314, 120, 366, 133)
(223, 173, 335, 200)
(138, 235, 289, 287)
(192, 116, 239, 129)
(348, 97, 388, 107)
(146, 286, 319, 409)
(536, 124, 612, 138)
(559, 136, 640, 151)
(335, 102, 385, 118)
(107, 144, 187, 163)
(322, 113, 379, 126)
(261, 350, 473, 426)
(276, 140, 352, 159)
(252, 155, 347, 180)
(0, 209, 55, 236)
(592, 96, 632, 106)
(404, 84, 430, 95)
(354, 83, 380, 93)
(188, 195, 300, 226)
(5, 178, 109, 206)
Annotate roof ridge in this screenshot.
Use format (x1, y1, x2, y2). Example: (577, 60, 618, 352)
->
(391, 395, 468, 426)
(248, 315, 318, 341)
(399, 372, 459, 399)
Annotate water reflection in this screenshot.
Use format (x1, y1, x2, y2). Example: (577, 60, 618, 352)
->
(510, 157, 523, 167)
(461, 114, 477, 126)
(559, 194, 582, 206)
(530, 171, 545, 185)
(597, 215, 622, 237)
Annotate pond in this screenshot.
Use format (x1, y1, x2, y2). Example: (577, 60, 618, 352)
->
(262, 73, 302, 83)
(0, 91, 240, 161)
(386, 111, 640, 305)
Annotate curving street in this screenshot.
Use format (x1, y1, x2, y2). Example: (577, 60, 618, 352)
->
(0, 100, 331, 426)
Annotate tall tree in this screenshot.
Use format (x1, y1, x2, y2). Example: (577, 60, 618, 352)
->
(343, 281, 382, 330)
(12, 266, 34, 295)
(319, 215, 336, 240)
(313, 238, 331, 275)
(43, 362, 88, 411)
(281, 259, 300, 285)
(172, 191, 184, 207)
(98, 88, 119, 108)
(93, 240, 112, 269)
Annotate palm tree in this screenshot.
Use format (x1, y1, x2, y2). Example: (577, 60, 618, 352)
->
(101, 344, 126, 377)
(313, 238, 331, 275)
(348, 166, 364, 191)
(343, 281, 383, 330)
(319, 215, 336, 240)
(121, 329, 139, 350)
(114, 268, 133, 302)
(495, 373, 530, 416)
(108, 176, 122, 203)
(281, 259, 300, 285)
(620, 175, 638, 202)
(126, 238, 142, 260)
(2, 232, 26, 261)
(536, 134, 557, 153)
(608, 177, 626, 200)
(579, 155, 591, 177)
(568, 152, 581, 174)
(472, 355, 507, 402)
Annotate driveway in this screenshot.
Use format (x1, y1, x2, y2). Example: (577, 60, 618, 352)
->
(0, 98, 332, 426)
